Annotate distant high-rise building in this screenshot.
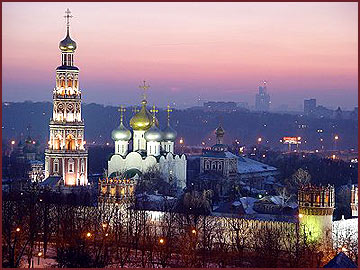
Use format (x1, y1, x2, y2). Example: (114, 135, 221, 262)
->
(304, 99, 316, 115)
(255, 81, 270, 112)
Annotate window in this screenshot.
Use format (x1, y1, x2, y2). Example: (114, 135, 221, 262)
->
(218, 162, 222, 171)
(212, 162, 216, 170)
(81, 160, 84, 173)
(68, 159, 74, 173)
(205, 160, 210, 170)
(53, 159, 59, 173)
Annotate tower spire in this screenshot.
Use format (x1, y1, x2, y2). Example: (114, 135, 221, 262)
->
(64, 8, 73, 35)
(166, 104, 173, 126)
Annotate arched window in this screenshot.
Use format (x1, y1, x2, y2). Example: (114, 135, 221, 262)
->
(81, 159, 85, 173)
(68, 159, 74, 173)
(212, 162, 217, 170)
(53, 159, 59, 173)
(218, 162, 222, 171)
(65, 135, 75, 150)
(205, 160, 210, 170)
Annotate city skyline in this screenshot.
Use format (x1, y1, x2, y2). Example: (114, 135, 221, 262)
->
(2, 2, 358, 110)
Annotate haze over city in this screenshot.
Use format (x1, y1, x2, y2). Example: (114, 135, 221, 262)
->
(2, 2, 358, 109)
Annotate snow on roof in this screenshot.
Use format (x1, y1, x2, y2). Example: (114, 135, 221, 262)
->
(239, 197, 258, 214)
(232, 201, 241, 207)
(237, 157, 277, 174)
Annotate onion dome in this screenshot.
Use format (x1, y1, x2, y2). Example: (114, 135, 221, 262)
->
(144, 123, 163, 142)
(130, 100, 159, 131)
(59, 31, 77, 52)
(111, 105, 131, 141)
(162, 104, 177, 141)
(162, 125, 177, 142)
(59, 9, 77, 52)
(215, 125, 225, 136)
(111, 123, 131, 141)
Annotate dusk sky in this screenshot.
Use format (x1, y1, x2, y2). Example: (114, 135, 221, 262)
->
(2, 2, 358, 110)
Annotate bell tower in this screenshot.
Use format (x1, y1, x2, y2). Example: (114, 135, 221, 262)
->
(298, 184, 335, 243)
(44, 9, 88, 186)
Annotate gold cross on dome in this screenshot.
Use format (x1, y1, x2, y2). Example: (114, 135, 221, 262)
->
(166, 104, 173, 126)
(64, 9, 73, 28)
(132, 106, 139, 114)
(139, 80, 150, 101)
(150, 104, 158, 123)
(118, 105, 126, 124)
(150, 105, 158, 116)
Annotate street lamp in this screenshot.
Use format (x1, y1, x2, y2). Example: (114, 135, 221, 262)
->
(37, 252, 42, 265)
(257, 137, 262, 144)
(191, 229, 197, 235)
(16, 227, 21, 232)
(159, 237, 165, 245)
(86, 232, 92, 238)
(334, 135, 339, 150)
(11, 140, 15, 145)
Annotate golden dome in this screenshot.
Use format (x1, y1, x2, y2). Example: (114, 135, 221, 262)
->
(130, 100, 159, 131)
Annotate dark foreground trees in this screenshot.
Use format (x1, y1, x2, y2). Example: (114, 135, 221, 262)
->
(2, 188, 356, 268)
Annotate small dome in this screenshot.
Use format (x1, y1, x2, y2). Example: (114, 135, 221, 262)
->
(130, 101, 159, 131)
(144, 124, 163, 142)
(59, 31, 77, 52)
(215, 126, 225, 136)
(162, 125, 177, 141)
(111, 123, 131, 141)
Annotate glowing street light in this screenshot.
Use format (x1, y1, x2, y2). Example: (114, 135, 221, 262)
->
(102, 223, 107, 229)
(334, 135, 339, 140)
(191, 229, 197, 235)
(179, 138, 184, 144)
(11, 140, 15, 145)
(298, 213, 303, 219)
(16, 227, 21, 232)
(297, 137, 301, 140)
(86, 232, 92, 238)
(257, 137, 262, 144)
(159, 238, 165, 244)
(37, 252, 42, 257)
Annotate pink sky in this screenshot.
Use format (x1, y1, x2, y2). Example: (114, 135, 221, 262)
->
(2, 2, 358, 110)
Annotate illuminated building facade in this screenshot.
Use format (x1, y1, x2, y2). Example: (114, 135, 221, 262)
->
(98, 177, 136, 203)
(107, 82, 187, 189)
(44, 9, 88, 186)
(350, 185, 358, 217)
(298, 184, 335, 242)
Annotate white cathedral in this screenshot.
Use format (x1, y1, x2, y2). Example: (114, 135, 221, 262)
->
(107, 82, 187, 189)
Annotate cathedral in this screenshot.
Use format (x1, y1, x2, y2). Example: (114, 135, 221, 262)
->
(43, 9, 88, 186)
(107, 82, 187, 190)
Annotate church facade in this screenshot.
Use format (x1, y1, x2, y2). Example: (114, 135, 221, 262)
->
(107, 83, 187, 189)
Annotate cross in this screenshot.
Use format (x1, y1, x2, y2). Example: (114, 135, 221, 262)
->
(132, 106, 139, 114)
(139, 80, 150, 101)
(150, 104, 158, 123)
(64, 9, 73, 29)
(117, 105, 126, 124)
(166, 104, 173, 126)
